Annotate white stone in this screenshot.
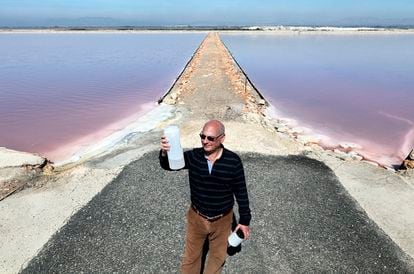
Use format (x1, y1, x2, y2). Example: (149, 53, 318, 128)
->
(339, 142, 362, 150)
(288, 127, 305, 135)
(0, 147, 45, 169)
(270, 121, 285, 128)
(385, 166, 396, 172)
(297, 135, 321, 145)
(333, 149, 349, 158)
(361, 160, 379, 167)
(347, 151, 364, 161)
(0, 167, 27, 183)
(276, 126, 288, 133)
(244, 112, 262, 124)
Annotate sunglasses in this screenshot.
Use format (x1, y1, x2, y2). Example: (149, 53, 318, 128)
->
(199, 133, 223, 142)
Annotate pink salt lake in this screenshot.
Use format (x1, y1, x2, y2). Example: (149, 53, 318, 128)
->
(0, 32, 204, 162)
(1, 32, 413, 168)
(222, 33, 414, 167)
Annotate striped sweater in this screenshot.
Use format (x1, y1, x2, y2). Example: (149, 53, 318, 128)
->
(159, 146, 251, 226)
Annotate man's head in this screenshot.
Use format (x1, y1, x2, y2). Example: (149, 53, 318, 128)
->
(200, 120, 225, 154)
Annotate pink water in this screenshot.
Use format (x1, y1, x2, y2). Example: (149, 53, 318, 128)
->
(0, 32, 204, 161)
(222, 33, 414, 167)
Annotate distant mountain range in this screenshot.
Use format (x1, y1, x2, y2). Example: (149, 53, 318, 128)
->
(1, 16, 413, 29)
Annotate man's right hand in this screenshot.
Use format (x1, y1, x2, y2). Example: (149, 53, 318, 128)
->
(160, 135, 170, 157)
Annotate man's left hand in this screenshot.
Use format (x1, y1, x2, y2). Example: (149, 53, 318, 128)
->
(235, 224, 250, 240)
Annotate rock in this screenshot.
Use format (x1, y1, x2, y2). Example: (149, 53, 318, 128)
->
(398, 149, 414, 170)
(300, 147, 314, 154)
(297, 135, 321, 145)
(276, 118, 295, 127)
(347, 151, 364, 161)
(275, 126, 288, 133)
(339, 142, 362, 150)
(270, 120, 286, 128)
(333, 149, 349, 160)
(42, 162, 54, 175)
(361, 160, 379, 167)
(402, 159, 414, 169)
(385, 166, 396, 172)
(308, 143, 325, 152)
(0, 147, 45, 169)
(258, 99, 266, 106)
(243, 112, 262, 124)
(288, 127, 305, 135)
(246, 102, 256, 110)
(0, 179, 26, 201)
(0, 167, 27, 183)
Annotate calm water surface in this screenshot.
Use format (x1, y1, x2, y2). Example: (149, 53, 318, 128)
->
(222, 33, 414, 166)
(0, 32, 203, 160)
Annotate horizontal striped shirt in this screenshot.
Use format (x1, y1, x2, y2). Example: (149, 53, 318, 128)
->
(159, 146, 251, 226)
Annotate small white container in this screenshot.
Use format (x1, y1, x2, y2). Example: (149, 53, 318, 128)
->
(164, 125, 185, 170)
(228, 229, 245, 247)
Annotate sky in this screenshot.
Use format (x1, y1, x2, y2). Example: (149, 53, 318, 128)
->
(1, 0, 414, 27)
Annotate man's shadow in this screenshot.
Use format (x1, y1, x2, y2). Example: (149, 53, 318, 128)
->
(200, 213, 241, 273)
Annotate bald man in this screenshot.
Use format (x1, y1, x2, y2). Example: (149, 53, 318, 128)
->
(160, 120, 251, 274)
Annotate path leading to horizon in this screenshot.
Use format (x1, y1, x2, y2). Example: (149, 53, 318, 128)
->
(162, 32, 264, 122)
(22, 151, 414, 273)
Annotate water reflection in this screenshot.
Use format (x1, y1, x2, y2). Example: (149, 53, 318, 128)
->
(222, 33, 414, 166)
(0, 32, 204, 160)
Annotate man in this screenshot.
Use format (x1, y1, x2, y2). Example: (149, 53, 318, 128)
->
(159, 120, 251, 274)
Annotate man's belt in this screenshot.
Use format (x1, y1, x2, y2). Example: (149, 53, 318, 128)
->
(191, 204, 232, 222)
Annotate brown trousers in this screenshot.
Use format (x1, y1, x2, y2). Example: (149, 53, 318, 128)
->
(181, 207, 233, 274)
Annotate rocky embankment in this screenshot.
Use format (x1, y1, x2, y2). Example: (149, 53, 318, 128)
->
(401, 149, 414, 169)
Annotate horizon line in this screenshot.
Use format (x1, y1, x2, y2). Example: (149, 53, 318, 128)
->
(2, 24, 414, 30)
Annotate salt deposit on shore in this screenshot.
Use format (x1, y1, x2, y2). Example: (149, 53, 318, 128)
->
(0, 102, 173, 168)
(48, 102, 173, 166)
(255, 90, 404, 169)
(267, 109, 409, 168)
(274, 112, 412, 168)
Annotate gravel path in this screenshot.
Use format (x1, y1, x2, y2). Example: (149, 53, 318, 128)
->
(162, 32, 265, 122)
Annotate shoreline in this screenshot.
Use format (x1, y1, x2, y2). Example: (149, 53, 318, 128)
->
(47, 101, 167, 165)
(264, 102, 409, 169)
(0, 30, 411, 171)
(1, 27, 414, 35)
(2, 96, 401, 171)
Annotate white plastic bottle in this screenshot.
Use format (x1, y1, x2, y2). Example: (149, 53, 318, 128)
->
(164, 125, 185, 170)
(228, 229, 245, 247)
(227, 229, 245, 256)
